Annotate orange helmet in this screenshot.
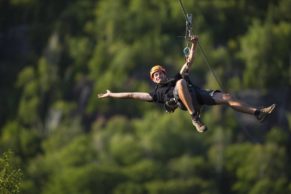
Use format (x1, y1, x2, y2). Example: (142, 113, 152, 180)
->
(150, 65, 166, 79)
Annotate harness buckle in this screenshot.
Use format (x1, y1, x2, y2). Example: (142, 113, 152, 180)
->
(164, 98, 179, 113)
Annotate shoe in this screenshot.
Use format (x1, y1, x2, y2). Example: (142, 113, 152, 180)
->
(191, 114, 207, 133)
(256, 104, 276, 122)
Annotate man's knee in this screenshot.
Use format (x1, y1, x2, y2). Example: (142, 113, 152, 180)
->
(213, 92, 234, 104)
(176, 79, 187, 89)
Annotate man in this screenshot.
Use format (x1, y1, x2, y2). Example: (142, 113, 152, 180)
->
(98, 35, 276, 133)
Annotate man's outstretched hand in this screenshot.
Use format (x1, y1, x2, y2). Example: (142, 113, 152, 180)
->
(98, 90, 111, 98)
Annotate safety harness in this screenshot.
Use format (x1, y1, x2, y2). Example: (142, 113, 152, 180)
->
(164, 75, 196, 113)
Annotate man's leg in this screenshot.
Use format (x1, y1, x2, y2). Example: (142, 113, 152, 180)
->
(175, 79, 207, 132)
(175, 79, 196, 115)
(212, 92, 256, 114)
(212, 92, 276, 121)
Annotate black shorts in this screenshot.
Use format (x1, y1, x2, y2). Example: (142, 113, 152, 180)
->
(173, 85, 220, 106)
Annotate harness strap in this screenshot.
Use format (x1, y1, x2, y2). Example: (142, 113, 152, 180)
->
(164, 98, 179, 113)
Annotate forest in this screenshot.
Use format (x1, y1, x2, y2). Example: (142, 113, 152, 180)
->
(0, 0, 290, 194)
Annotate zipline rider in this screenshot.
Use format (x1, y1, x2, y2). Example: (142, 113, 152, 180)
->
(98, 35, 275, 133)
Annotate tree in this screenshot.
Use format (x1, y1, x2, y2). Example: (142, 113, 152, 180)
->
(0, 151, 22, 194)
(225, 141, 290, 194)
(240, 19, 291, 89)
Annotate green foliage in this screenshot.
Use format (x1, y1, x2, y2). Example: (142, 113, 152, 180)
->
(0, 151, 22, 194)
(0, 0, 290, 194)
(109, 133, 143, 165)
(168, 155, 209, 179)
(113, 182, 145, 194)
(123, 159, 165, 182)
(240, 20, 291, 88)
(225, 141, 289, 194)
(43, 164, 126, 194)
(133, 111, 207, 160)
(25, 133, 98, 194)
(0, 122, 42, 160)
(146, 178, 216, 194)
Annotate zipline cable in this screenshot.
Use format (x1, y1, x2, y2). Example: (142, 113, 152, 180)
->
(198, 41, 225, 91)
(178, 0, 189, 22)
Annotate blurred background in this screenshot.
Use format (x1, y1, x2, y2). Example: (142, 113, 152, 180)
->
(0, 0, 290, 194)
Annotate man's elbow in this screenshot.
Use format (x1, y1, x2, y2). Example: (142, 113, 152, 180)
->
(128, 93, 134, 98)
(187, 58, 193, 64)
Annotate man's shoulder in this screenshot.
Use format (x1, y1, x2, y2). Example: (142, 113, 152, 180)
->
(168, 73, 182, 83)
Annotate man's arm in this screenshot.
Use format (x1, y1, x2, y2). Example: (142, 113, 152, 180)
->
(179, 35, 199, 76)
(98, 90, 153, 101)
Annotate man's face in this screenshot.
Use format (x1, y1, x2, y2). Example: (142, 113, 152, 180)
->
(152, 71, 167, 84)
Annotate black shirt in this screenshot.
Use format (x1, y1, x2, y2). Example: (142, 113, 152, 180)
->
(149, 73, 182, 104)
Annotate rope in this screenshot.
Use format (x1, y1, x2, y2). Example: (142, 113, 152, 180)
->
(178, 0, 192, 52)
(178, 0, 189, 22)
(198, 41, 225, 91)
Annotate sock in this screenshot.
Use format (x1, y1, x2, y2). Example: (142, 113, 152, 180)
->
(191, 112, 198, 118)
(254, 109, 260, 116)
